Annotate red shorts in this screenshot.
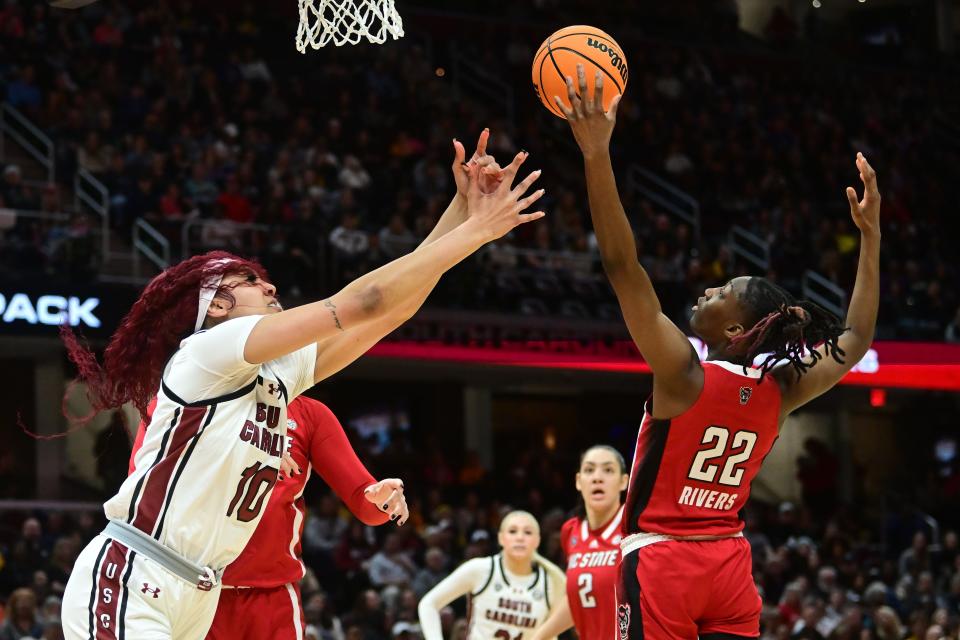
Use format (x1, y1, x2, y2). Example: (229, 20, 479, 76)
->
(615, 536, 761, 640)
(206, 583, 306, 640)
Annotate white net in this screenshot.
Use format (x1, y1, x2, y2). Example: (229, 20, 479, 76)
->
(296, 0, 404, 51)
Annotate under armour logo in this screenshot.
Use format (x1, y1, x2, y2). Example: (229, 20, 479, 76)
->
(739, 387, 752, 405)
(141, 583, 161, 598)
(267, 383, 279, 396)
(617, 604, 631, 640)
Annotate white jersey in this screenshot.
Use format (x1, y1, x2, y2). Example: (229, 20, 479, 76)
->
(104, 315, 316, 571)
(418, 554, 560, 640)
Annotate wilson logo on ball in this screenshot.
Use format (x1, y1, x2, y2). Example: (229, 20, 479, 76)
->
(586, 38, 627, 81)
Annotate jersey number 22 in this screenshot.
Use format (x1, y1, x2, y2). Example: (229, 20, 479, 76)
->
(687, 426, 757, 487)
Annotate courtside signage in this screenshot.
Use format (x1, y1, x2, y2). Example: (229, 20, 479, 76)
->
(367, 340, 960, 391)
(0, 292, 101, 328)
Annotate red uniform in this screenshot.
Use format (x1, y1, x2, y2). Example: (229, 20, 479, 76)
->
(130, 396, 387, 640)
(617, 361, 781, 640)
(561, 506, 623, 640)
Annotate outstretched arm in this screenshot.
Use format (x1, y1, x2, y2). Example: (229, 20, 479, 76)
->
(557, 66, 701, 410)
(241, 152, 544, 371)
(309, 133, 507, 382)
(779, 153, 881, 414)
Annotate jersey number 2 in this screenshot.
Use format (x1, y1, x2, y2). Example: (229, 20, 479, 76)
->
(227, 462, 278, 522)
(687, 426, 757, 487)
(578, 573, 597, 608)
(494, 631, 522, 640)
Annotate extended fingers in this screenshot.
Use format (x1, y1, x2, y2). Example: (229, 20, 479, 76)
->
(856, 152, 879, 192)
(593, 70, 604, 112)
(452, 138, 466, 167)
(510, 168, 542, 198)
(553, 94, 575, 119)
(845, 186, 859, 211)
(577, 64, 590, 113)
(474, 128, 490, 159)
(564, 75, 580, 115)
(498, 150, 529, 188)
(515, 188, 546, 212)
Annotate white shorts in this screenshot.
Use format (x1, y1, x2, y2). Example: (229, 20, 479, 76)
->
(62, 533, 222, 640)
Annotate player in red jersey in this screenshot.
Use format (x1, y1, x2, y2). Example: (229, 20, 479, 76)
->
(557, 67, 881, 639)
(129, 395, 399, 640)
(531, 445, 628, 640)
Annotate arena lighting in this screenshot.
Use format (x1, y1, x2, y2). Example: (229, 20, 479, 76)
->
(812, 0, 821, 8)
(366, 340, 960, 392)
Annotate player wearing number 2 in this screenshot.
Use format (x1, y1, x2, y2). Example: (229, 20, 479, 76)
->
(557, 65, 881, 639)
(59, 128, 546, 640)
(418, 511, 566, 640)
(530, 445, 628, 640)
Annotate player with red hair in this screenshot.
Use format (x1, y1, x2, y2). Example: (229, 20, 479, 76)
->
(61, 131, 544, 640)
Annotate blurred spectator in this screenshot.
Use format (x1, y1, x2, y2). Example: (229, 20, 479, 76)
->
(0, 588, 42, 640)
(411, 548, 448, 599)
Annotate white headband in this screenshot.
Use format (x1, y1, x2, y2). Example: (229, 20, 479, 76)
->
(194, 258, 236, 332)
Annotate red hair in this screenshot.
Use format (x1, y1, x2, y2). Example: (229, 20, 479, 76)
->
(61, 251, 269, 421)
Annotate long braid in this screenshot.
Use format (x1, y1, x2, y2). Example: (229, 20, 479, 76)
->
(729, 278, 847, 381)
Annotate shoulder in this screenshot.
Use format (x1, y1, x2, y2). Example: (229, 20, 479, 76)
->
(560, 517, 579, 546)
(290, 396, 335, 422)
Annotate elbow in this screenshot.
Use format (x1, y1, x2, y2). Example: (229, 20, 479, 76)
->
(354, 284, 385, 320)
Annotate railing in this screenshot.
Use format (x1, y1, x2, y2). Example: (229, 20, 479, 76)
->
(0, 103, 55, 183)
(727, 225, 770, 271)
(802, 270, 847, 319)
(132, 218, 171, 278)
(625, 166, 701, 244)
(74, 169, 111, 259)
(180, 218, 272, 260)
(451, 45, 515, 126)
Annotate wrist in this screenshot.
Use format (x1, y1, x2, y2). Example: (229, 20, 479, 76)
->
(860, 229, 881, 242)
(582, 148, 611, 163)
(457, 217, 494, 246)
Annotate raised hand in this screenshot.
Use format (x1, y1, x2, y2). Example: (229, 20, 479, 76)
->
(555, 64, 622, 159)
(364, 478, 409, 526)
(846, 152, 881, 236)
(464, 150, 545, 242)
(453, 128, 504, 195)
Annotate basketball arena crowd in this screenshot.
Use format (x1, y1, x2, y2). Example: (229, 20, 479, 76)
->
(2, 1, 960, 639)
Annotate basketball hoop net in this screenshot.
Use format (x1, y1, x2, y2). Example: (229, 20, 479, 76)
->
(296, 0, 404, 51)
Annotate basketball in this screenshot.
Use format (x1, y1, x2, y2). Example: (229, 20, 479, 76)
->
(532, 25, 628, 119)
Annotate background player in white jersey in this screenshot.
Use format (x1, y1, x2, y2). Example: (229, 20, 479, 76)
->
(418, 511, 566, 640)
(59, 135, 546, 640)
(531, 445, 628, 640)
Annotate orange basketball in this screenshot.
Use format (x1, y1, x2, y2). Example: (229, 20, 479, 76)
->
(532, 25, 628, 119)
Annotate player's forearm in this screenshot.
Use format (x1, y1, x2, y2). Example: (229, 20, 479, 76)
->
(531, 594, 574, 640)
(842, 231, 880, 357)
(417, 599, 445, 640)
(418, 194, 467, 249)
(332, 219, 486, 325)
(312, 417, 389, 525)
(583, 152, 641, 270)
(583, 152, 662, 315)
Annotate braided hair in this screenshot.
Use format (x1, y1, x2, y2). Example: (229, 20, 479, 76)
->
(729, 277, 846, 381)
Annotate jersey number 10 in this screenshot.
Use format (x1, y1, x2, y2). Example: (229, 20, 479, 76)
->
(687, 426, 758, 487)
(227, 462, 278, 522)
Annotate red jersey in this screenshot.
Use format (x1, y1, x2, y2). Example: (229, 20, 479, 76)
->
(560, 506, 623, 640)
(624, 361, 782, 537)
(129, 395, 388, 587)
